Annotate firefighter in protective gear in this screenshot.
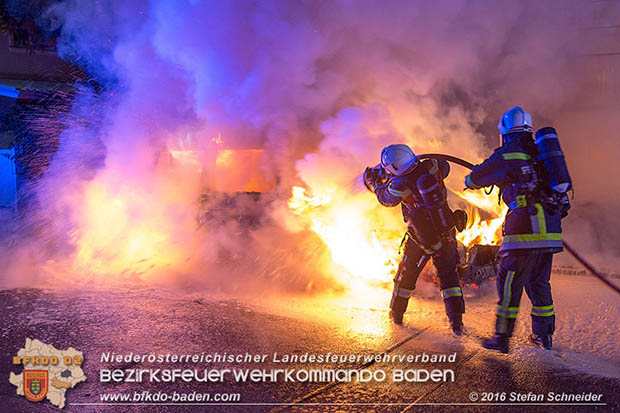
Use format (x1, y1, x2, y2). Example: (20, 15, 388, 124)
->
(364, 144, 466, 334)
(464, 107, 566, 353)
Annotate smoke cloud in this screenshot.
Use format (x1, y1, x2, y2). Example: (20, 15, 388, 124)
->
(2, 0, 619, 291)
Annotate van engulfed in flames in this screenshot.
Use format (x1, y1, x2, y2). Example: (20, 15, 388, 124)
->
(69, 140, 506, 289)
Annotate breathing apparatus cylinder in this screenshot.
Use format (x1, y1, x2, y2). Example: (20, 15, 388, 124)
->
(409, 174, 455, 253)
(535, 127, 572, 193)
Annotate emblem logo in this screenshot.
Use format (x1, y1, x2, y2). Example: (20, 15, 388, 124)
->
(23, 370, 48, 402)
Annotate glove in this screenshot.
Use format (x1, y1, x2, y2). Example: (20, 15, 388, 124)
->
(541, 191, 571, 218)
(559, 193, 571, 219)
(453, 210, 468, 232)
(464, 174, 482, 190)
(363, 167, 377, 192)
(363, 166, 384, 193)
(439, 159, 450, 179)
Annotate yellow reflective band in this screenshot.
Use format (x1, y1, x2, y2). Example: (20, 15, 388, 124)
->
(503, 233, 562, 243)
(531, 310, 554, 317)
(531, 304, 554, 317)
(397, 288, 413, 298)
(429, 159, 439, 174)
(497, 304, 519, 318)
(535, 203, 546, 234)
(501, 271, 515, 308)
(388, 186, 412, 197)
(465, 175, 482, 189)
(502, 152, 531, 160)
(441, 287, 463, 298)
(497, 311, 518, 319)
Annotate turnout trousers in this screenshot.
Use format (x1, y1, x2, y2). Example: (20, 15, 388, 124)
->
(390, 235, 465, 324)
(494, 252, 555, 337)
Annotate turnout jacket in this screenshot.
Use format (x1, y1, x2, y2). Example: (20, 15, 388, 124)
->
(375, 159, 450, 224)
(465, 140, 563, 256)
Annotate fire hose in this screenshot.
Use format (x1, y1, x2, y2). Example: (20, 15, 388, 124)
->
(417, 153, 476, 170)
(418, 153, 620, 296)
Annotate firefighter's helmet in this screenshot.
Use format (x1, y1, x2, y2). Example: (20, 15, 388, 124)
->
(498, 106, 533, 145)
(380, 144, 418, 176)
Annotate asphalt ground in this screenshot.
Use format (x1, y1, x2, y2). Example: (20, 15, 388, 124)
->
(1, 285, 618, 412)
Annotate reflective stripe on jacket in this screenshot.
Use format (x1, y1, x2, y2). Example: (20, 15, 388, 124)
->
(464, 141, 563, 254)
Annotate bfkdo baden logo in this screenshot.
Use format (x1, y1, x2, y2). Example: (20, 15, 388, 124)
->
(9, 338, 87, 409)
(23, 370, 49, 402)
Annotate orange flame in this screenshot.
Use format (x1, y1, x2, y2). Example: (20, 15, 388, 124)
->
(453, 187, 507, 247)
(68, 146, 204, 278)
(69, 180, 191, 277)
(288, 186, 401, 285)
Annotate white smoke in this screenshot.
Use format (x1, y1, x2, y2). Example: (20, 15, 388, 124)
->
(1, 0, 618, 290)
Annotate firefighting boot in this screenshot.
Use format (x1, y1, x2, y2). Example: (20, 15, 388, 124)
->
(443, 293, 465, 336)
(449, 313, 463, 336)
(482, 334, 510, 354)
(389, 310, 404, 325)
(389, 292, 409, 325)
(529, 334, 553, 350)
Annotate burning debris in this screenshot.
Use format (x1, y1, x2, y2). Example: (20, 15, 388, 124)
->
(458, 244, 500, 286)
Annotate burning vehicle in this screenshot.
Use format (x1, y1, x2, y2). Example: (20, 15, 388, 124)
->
(458, 244, 500, 286)
(155, 140, 508, 293)
(0, 0, 616, 307)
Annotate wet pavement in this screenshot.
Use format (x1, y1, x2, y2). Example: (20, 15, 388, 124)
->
(1, 285, 618, 412)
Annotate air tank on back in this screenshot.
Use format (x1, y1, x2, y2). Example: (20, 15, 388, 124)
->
(535, 127, 572, 193)
(417, 173, 455, 236)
